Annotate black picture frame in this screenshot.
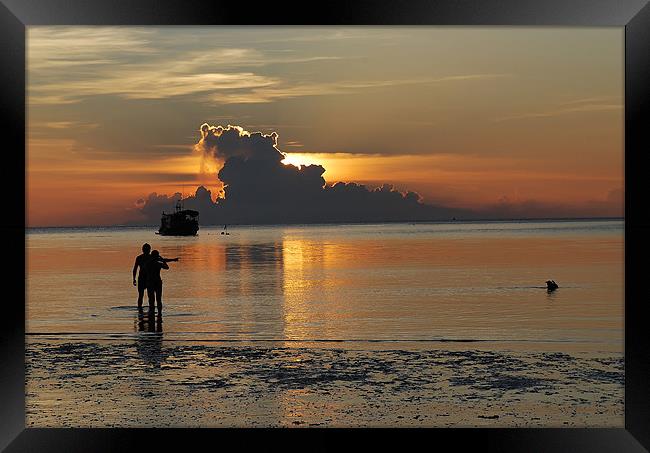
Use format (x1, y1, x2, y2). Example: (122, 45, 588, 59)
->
(2, 0, 649, 451)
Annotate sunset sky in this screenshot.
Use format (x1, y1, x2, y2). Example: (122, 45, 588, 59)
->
(27, 27, 623, 227)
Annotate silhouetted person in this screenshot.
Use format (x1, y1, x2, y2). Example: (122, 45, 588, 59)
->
(133, 243, 152, 309)
(133, 243, 178, 309)
(546, 280, 559, 292)
(145, 250, 170, 314)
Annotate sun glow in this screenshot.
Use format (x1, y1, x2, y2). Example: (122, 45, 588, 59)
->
(281, 153, 321, 169)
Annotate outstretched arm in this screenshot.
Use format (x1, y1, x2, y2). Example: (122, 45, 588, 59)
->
(161, 257, 179, 262)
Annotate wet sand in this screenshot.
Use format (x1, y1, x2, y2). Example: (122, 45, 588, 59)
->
(26, 339, 623, 427)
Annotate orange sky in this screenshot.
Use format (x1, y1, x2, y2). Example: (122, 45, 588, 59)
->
(27, 27, 623, 226)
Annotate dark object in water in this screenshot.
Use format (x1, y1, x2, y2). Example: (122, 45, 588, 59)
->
(546, 280, 559, 291)
(157, 200, 199, 236)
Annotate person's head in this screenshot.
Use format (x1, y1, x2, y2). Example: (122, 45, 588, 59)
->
(142, 243, 151, 254)
(151, 250, 160, 258)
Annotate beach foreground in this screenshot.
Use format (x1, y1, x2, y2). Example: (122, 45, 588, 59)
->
(26, 339, 622, 427)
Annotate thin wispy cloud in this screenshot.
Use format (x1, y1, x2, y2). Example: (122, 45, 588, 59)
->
(557, 96, 620, 106)
(147, 48, 347, 71)
(210, 74, 513, 104)
(28, 27, 156, 71)
(35, 121, 98, 130)
(252, 29, 387, 44)
(495, 100, 622, 122)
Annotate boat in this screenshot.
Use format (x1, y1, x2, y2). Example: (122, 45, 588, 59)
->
(157, 200, 199, 236)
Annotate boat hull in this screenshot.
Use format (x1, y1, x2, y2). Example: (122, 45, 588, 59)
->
(157, 229, 198, 236)
(158, 208, 199, 236)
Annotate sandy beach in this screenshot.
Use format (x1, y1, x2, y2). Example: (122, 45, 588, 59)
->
(26, 338, 623, 427)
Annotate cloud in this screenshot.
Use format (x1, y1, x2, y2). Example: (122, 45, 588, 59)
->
(196, 124, 283, 163)
(557, 96, 620, 106)
(28, 28, 511, 106)
(495, 100, 622, 122)
(206, 74, 513, 104)
(28, 27, 156, 70)
(132, 124, 467, 225)
(477, 189, 624, 219)
(28, 28, 346, 105)
(131, 124, 623, 225)
(253, 29, 383, 44)
(30, 71, 279, 104)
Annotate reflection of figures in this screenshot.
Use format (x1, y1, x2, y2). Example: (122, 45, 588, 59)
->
(135, 311, 165, 370)
(132, 243, 178, 310)
(546, 280, 559, 292)
(136, 309, 163, 333)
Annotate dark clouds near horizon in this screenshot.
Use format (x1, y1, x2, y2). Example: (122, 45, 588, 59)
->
(133, 124, 467, 225)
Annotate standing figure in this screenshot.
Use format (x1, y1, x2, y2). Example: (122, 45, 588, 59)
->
(145, 250, 170, 314)
(132, 243, 153, 309)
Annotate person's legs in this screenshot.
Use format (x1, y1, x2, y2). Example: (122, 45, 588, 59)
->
(147, 286, 156, 312)
(137, 279, 146, 308)
(156, 281, 163, 314)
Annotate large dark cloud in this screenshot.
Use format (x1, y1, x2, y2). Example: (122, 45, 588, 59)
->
(132, 124, 470, 225)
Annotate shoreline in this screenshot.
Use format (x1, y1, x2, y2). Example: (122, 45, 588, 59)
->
(24, 333, 623, 354)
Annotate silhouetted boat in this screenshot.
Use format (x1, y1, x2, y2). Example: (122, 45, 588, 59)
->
(157, 200, 199, 236)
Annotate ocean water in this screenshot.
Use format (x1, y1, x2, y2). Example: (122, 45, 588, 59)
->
(25, 220, 625, 427)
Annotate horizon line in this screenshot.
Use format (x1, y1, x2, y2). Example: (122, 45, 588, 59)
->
(26, 216, 625, 230)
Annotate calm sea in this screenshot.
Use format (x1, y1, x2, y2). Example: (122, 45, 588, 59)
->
(26, 220, 623, 351)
